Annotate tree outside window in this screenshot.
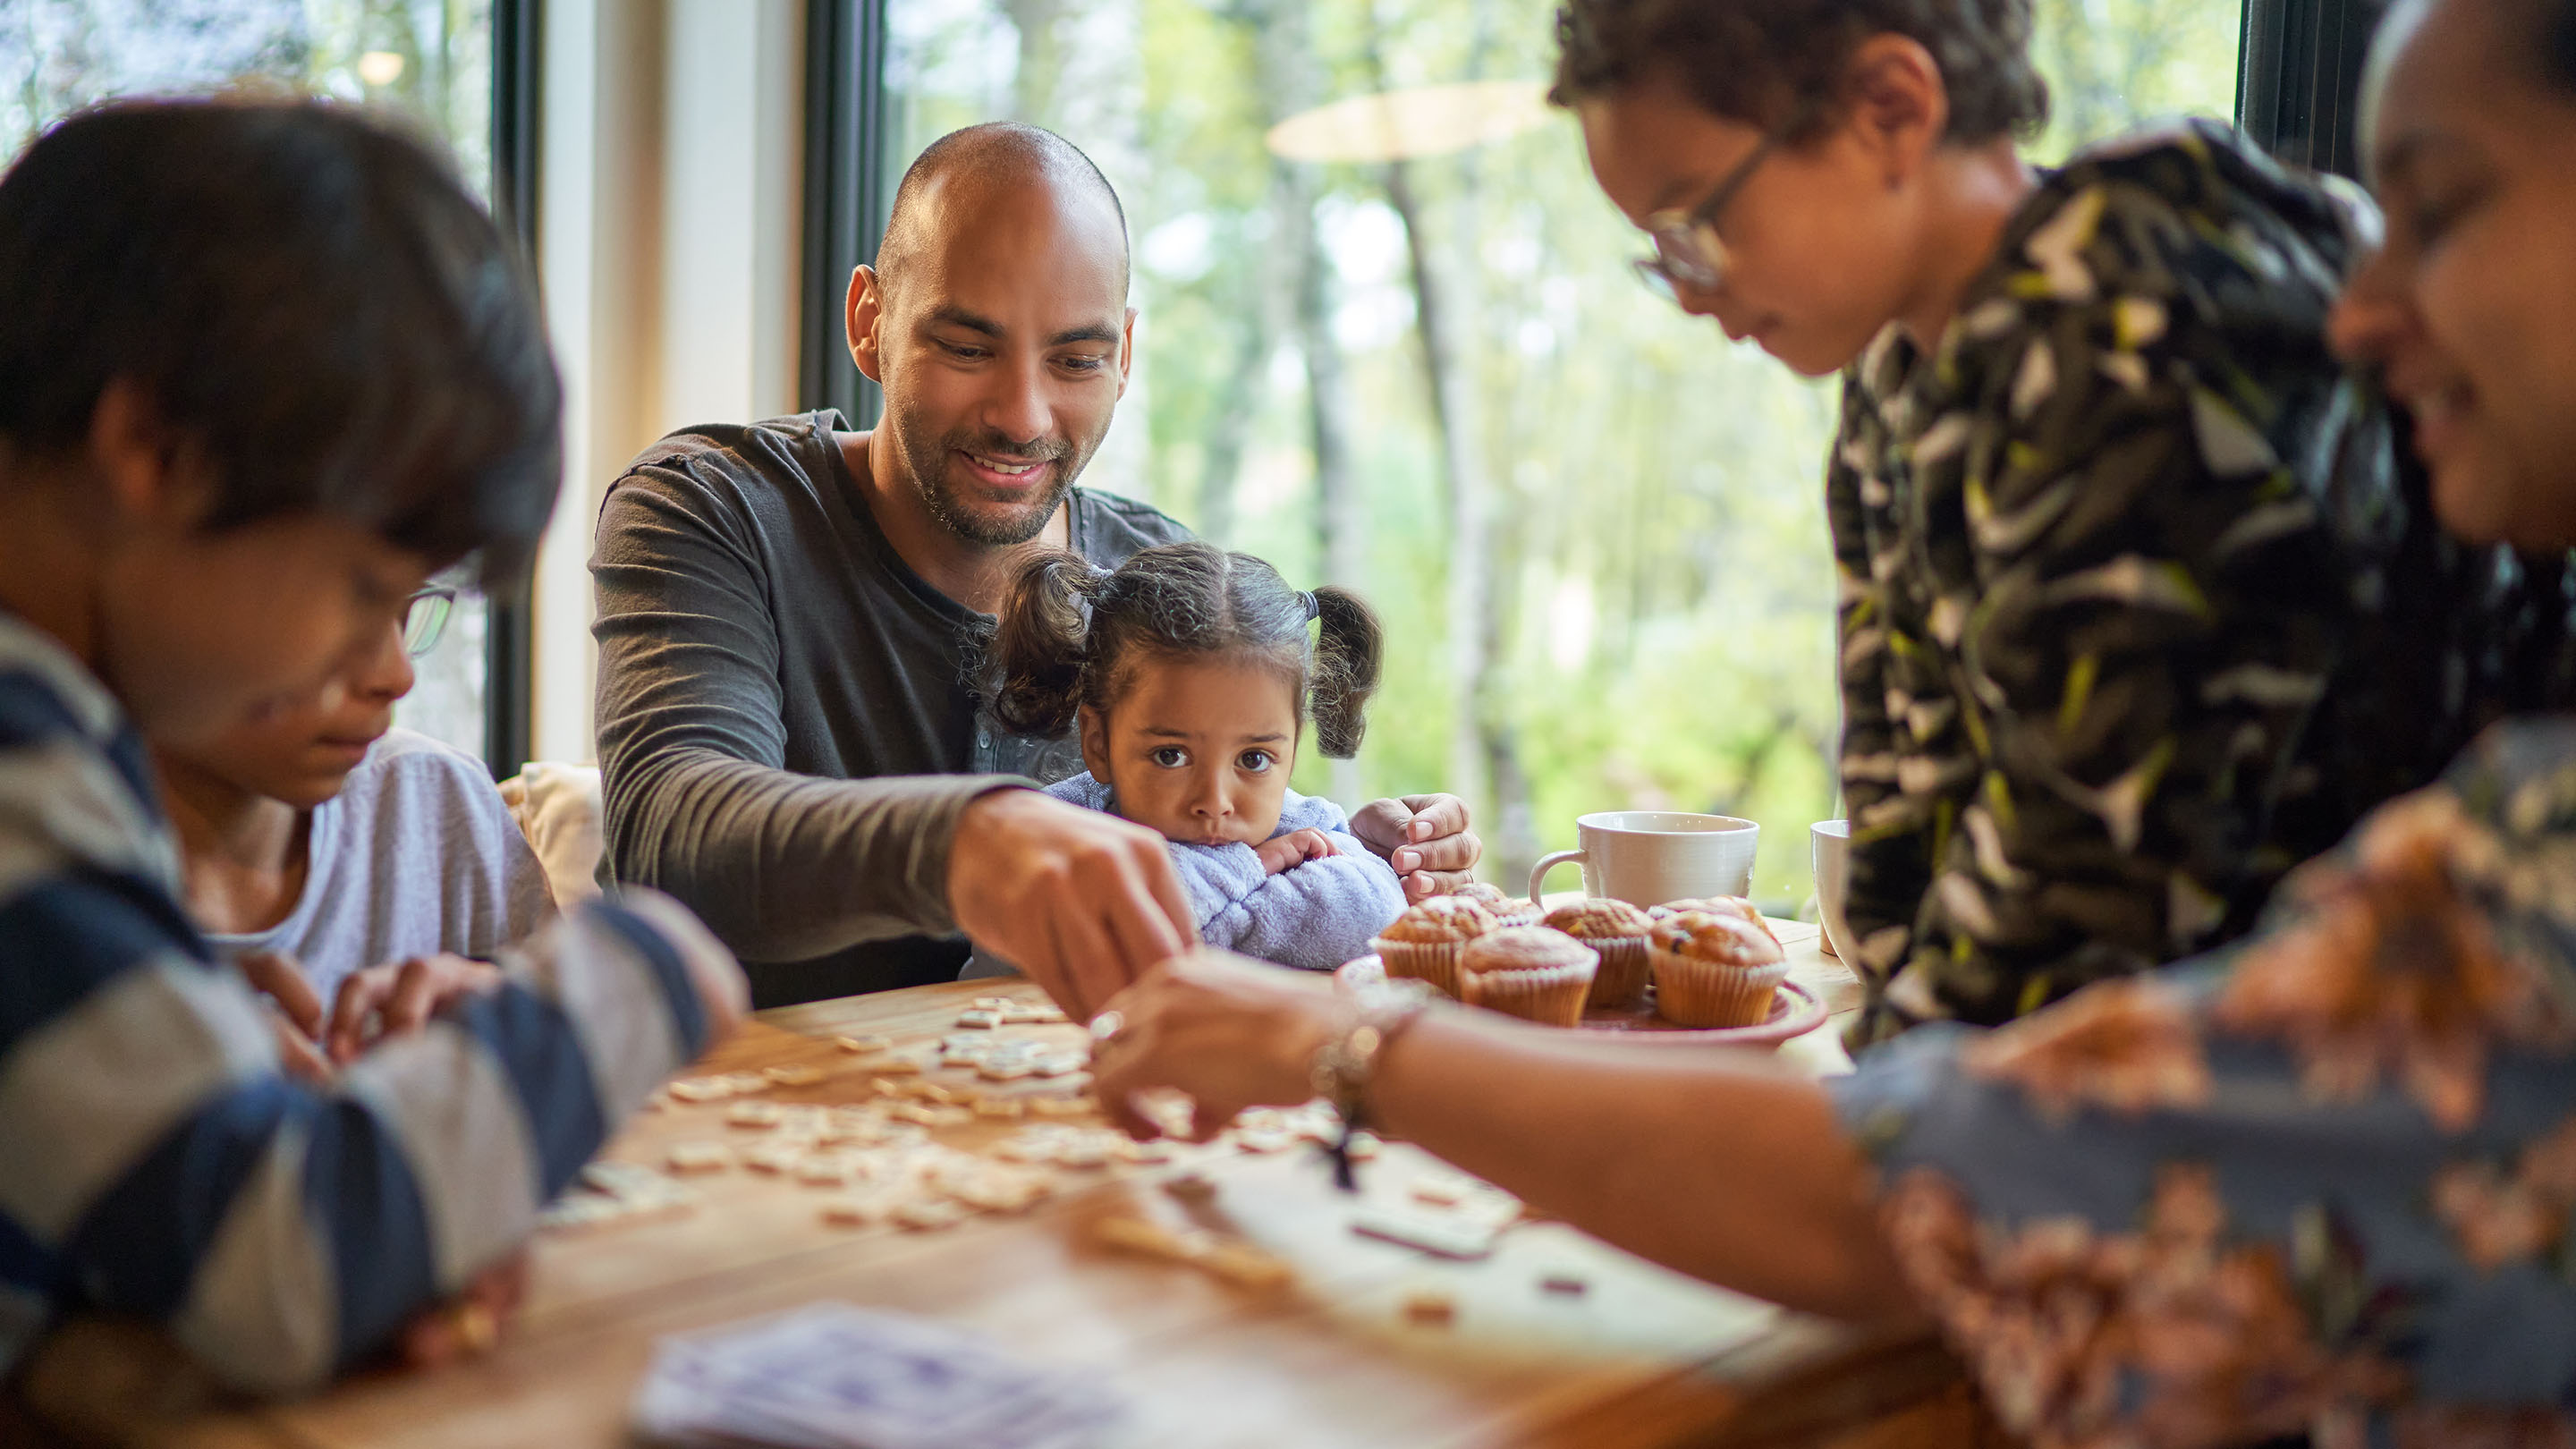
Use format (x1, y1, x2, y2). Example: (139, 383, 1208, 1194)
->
(3, 0, 499, 762)
(886, 0, 2243, 912)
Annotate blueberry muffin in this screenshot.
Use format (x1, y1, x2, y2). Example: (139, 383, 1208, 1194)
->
(1370, 895, 1498, 997)
(1456, 926, 1598, 1027)
(1648, 909, 1789, 1028)
(1542, 898, 1657, 1009)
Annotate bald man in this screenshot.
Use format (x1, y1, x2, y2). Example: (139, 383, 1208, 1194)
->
(591, 123, 1479, 1013)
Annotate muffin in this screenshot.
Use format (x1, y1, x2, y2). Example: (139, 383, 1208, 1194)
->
(1648, 910, 1789, 1028)
(1453, 880, 1542, 928)
(1456, 927, 1599, 1027)
(1542, 898, 1657, 1010)
(1648, 898, 1779, 950)
(1371, 895, 1497, 997)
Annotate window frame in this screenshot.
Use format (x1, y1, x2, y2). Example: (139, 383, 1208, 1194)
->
(798, 0, 2377, 433)
(2238, 0, 2384, 174)
(801, 0, 894, 428)
(485, 0, 542, 778)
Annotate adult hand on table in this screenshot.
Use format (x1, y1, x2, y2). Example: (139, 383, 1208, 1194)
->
(1088, 949, 1339, 1140)
(947, 787, 1199, 1021)
(1349, 794, 1481, 902)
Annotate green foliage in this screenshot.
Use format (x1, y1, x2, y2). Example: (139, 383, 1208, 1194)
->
(892, 0, 2241, 912)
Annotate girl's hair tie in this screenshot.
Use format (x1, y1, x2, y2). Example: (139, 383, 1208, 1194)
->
(1301, 590, 1319, 623)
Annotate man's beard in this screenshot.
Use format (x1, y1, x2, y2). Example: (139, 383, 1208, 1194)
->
(895, 411, 1088, 547)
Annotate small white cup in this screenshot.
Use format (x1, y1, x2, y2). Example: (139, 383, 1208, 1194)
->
(1528, 811, 1760, 910)
(1811, 819, 1852, 960)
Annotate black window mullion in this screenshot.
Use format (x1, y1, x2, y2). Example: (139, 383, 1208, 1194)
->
(801, 0, 893, 428)
(484, 0, 543, 778)
(2238, 0, 2384, 176)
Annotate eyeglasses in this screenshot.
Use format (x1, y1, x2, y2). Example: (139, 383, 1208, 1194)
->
(1631, 113, 1806, 302)
(401, 587, 457, 658)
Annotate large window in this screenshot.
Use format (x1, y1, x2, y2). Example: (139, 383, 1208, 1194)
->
(881, 0, 2243, 912)
(2, 0, 504, 763)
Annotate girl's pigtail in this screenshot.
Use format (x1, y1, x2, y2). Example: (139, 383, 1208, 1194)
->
(991, 547, 1102, 737)
(1308, 584, 1384, 758)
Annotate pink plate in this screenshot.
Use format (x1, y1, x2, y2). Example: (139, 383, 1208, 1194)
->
(1335, 954, 1829, 1048)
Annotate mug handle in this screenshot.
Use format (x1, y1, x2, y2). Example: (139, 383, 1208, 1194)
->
(1529, 849, 1586, 911)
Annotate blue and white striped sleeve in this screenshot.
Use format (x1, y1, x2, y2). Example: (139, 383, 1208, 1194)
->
(0, 651, 726, 1394)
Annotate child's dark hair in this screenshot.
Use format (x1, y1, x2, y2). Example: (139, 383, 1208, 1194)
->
(0, 97, 559, 584)
(1549, 0, 2050, 147)
(992, 542, 1384, 758)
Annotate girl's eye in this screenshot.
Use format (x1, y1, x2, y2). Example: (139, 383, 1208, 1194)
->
(1149, 747, 1189, 768)
(1237, 750, 1275, 774)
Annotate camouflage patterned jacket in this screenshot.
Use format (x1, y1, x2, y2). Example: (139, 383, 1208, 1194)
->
(1832, 120, 2576, 1046)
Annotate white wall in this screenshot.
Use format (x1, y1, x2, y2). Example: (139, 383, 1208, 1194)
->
(528, 0, 807, 767)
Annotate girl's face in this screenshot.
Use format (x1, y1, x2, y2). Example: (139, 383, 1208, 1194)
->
(1577, 68, 1937, 377)
(2328, 0, 2576, 550)
(1078, 654, 1301, 847)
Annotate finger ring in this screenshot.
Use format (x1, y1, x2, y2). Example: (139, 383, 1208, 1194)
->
(1089, 1009, 1125, 1046)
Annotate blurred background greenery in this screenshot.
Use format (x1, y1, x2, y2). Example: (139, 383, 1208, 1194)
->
(3, 0, 2241, 913)
(889, 0, 2241, 911)
(3, 0, 499, 758)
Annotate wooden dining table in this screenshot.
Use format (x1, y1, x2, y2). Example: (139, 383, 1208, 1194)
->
(27, 919, 2002, 1449)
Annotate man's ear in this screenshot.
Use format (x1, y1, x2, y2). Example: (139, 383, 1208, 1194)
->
(1078, 705, 1112, 783)
(1843, 33, 1949, 187)
(1114, 306, 1139, 402)
(847, 265, 886, 384)
(87, 379, 209, 531)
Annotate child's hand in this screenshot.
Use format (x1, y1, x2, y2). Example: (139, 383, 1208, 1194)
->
(1254, 827, 1338, 876)
(234, 949, 335, 1085)
(325, 954, 504, 1064)
(396, 1249, 530, 1368)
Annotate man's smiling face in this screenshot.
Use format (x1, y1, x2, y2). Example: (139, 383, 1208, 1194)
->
(864, 164, 1134, 547)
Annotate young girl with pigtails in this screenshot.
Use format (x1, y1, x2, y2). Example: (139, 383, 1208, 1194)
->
(971, 540, 1409, 973)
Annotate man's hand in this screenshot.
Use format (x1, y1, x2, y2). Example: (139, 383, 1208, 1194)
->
(947, 788, 1199, 1020)
(1253, 827, 1337, 877)
(324, 954, 504, 1064)
(1349, 794, 1482, 902)
(234, 949, 334, 1085)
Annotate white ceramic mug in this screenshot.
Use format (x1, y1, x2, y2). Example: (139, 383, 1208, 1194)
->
(1528, 811, 1760, 909)
(1810, 819, 1852, 960)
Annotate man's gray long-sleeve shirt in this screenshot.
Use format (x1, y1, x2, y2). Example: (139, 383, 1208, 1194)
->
(591, 410, 1191, 1005)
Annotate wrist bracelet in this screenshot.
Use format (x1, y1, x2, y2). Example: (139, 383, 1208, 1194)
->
(1310, 977, 1437, 1191)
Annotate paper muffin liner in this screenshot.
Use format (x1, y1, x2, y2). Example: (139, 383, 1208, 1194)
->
(1457, 958, 1596, 1028)
(1649, 948, 1789, 1028)
(1575, 936, 1652, 1010)
(1372, 937, 1465, 998)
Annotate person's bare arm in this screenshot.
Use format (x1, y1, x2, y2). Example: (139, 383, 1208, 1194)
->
(1089, 951, 1913, 1320)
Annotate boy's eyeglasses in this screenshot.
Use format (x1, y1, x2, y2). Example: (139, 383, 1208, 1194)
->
(1631, 109, 1809, 303)
(401, 587, 457, 658)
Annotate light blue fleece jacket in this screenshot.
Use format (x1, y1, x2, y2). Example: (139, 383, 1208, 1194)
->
(964, 772, 1409, 976)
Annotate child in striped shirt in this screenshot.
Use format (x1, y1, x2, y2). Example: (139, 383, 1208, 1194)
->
(0, 98, 745, 1395)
